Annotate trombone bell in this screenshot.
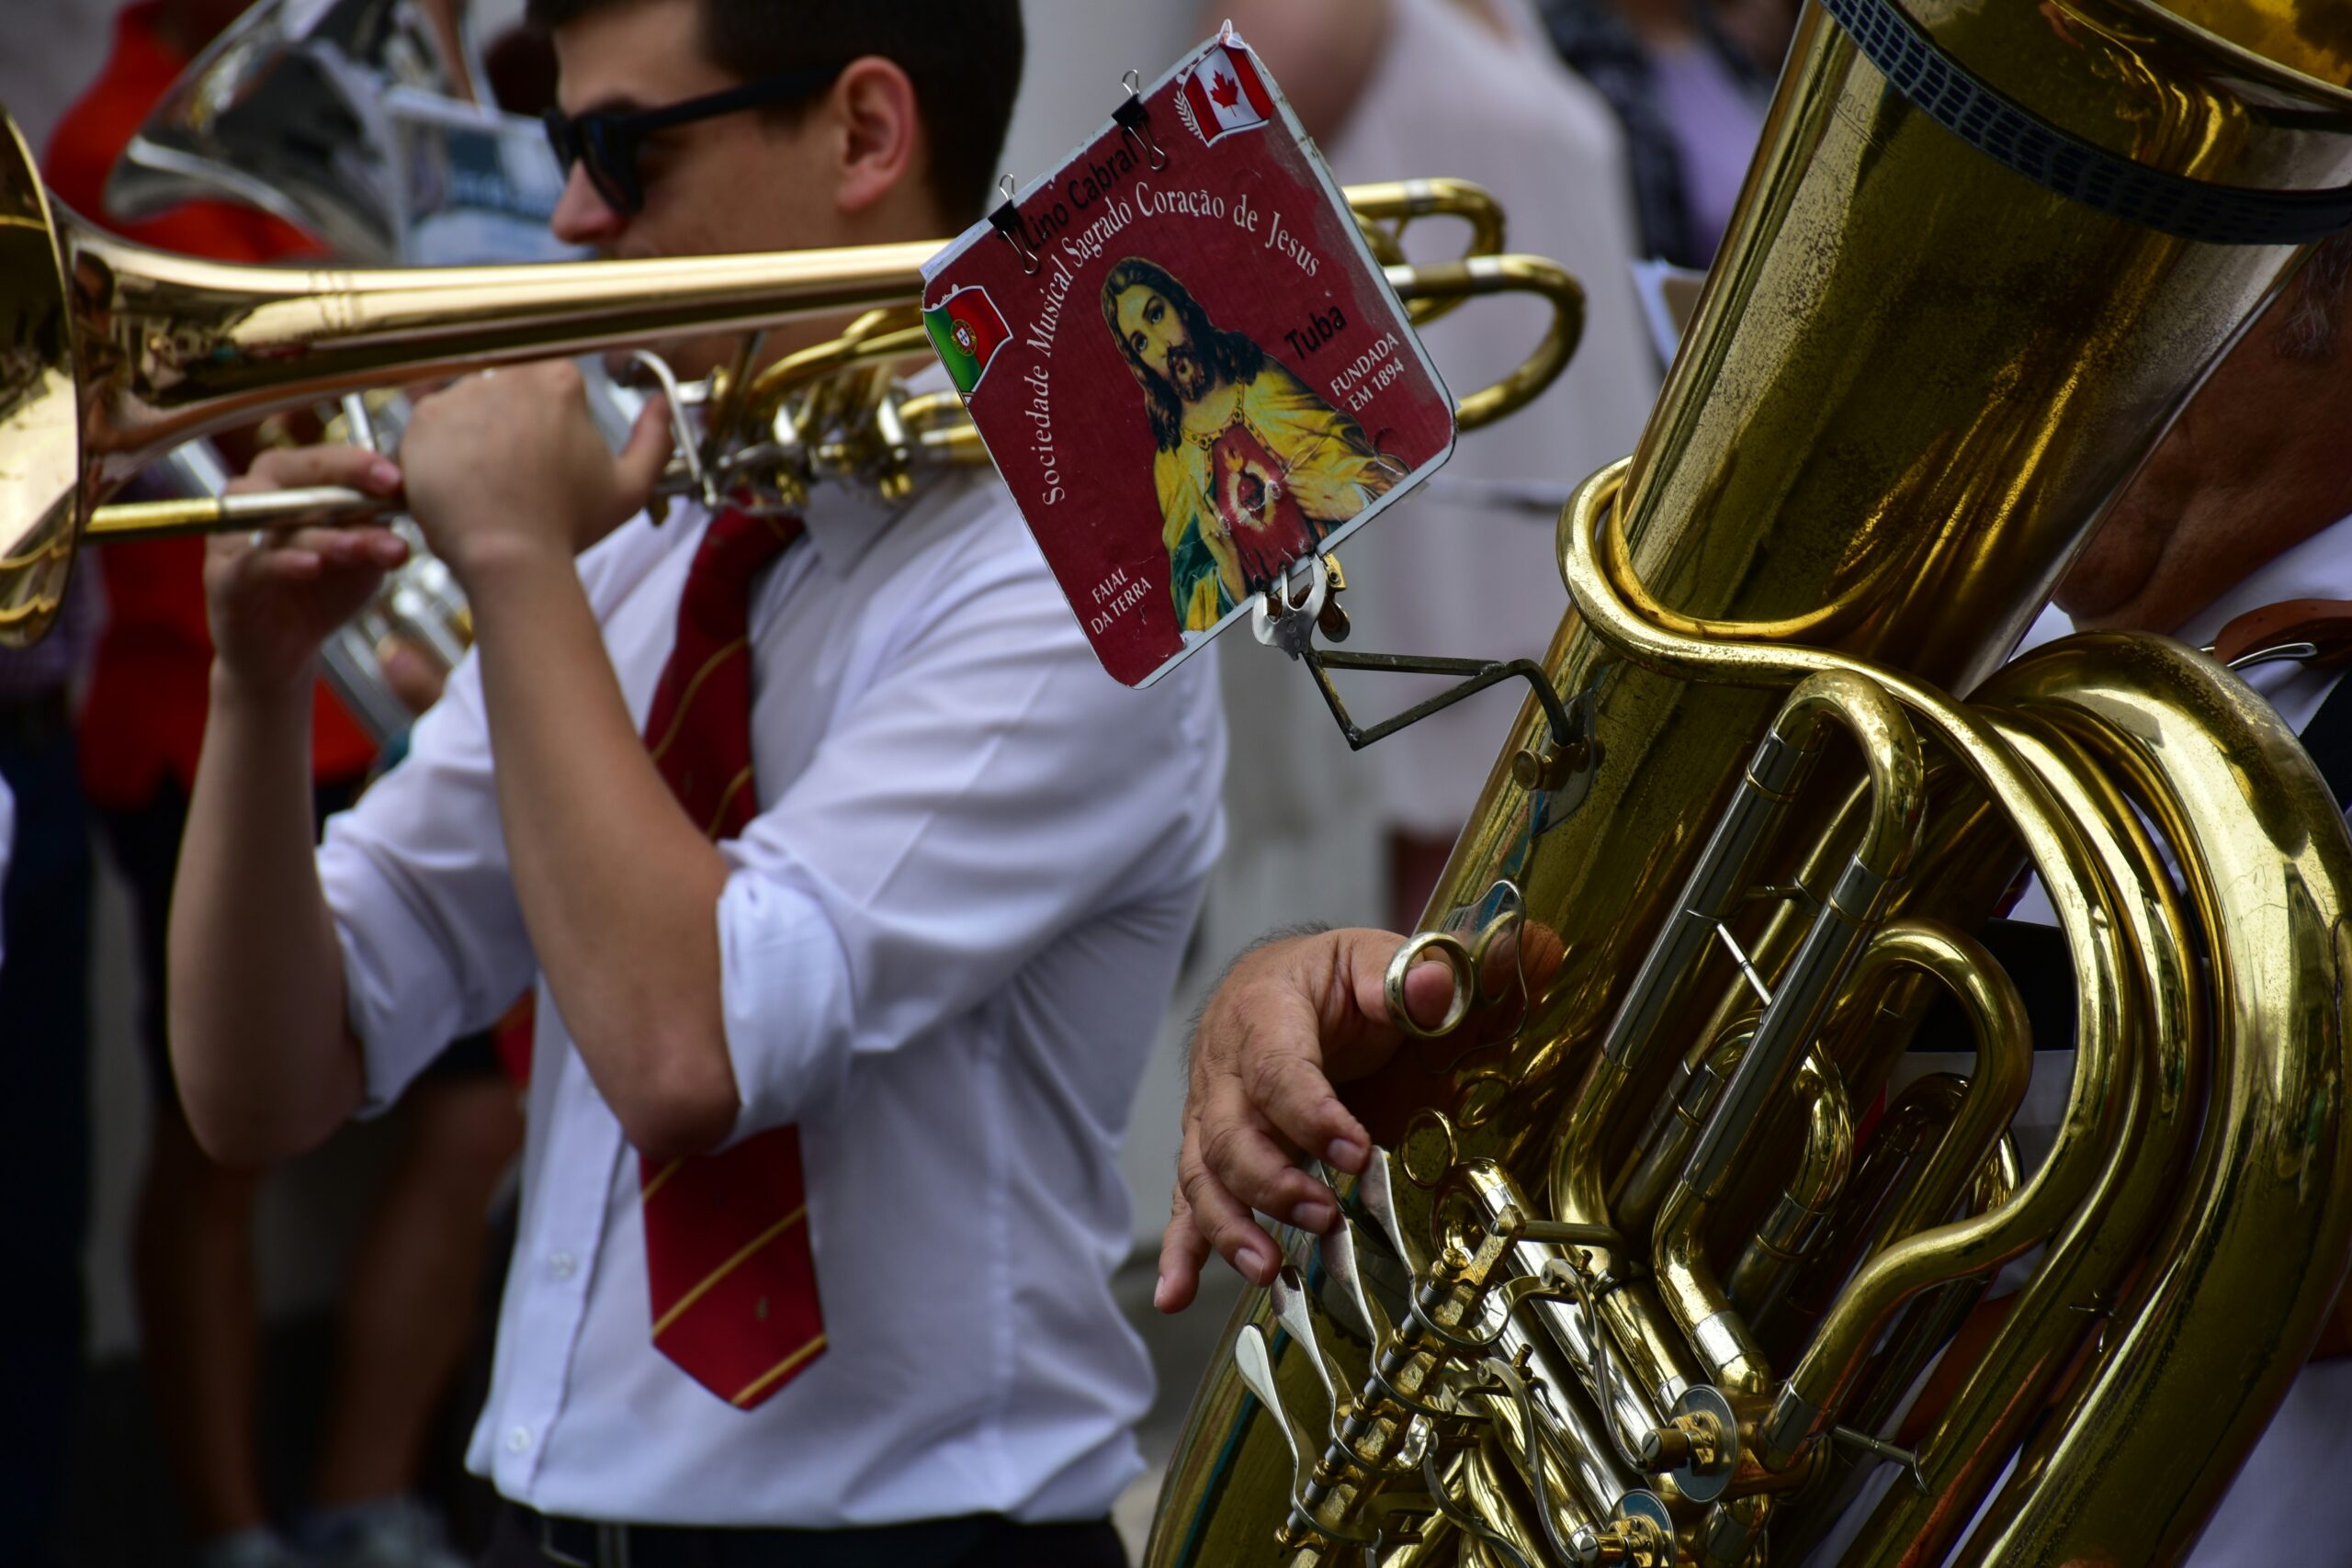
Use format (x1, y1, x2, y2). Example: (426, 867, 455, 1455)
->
(0, 115, 83, 649)
(0, 93, 941, 649)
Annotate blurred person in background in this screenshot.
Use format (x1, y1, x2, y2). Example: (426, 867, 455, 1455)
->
(1218, 0, 1660, 931)
(41, 3, 524, 1565)
(1536, 0, 1796, 267)
(0, 576, 99, 1568)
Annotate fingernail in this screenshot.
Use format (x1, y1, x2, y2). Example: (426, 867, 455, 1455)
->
(1238, 1245, 1271, 1279)
(1327, 1137, 1366, 1169)
(1291, 1200, 1335, 1232)
(368, 458, 401, 491)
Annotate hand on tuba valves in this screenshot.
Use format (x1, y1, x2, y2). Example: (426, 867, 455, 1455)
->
(1157, 929, 1450, 1312)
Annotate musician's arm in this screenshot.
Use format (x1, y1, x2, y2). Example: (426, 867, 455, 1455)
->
(169, 446, 405, 1165)
(395, 362, 734, 1162)
(461, 542, 741, 1162)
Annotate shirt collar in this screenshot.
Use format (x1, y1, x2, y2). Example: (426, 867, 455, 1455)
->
(783, 361, 967, 579)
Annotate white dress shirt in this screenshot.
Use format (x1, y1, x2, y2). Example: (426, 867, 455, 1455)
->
(315, 467, 1227, 1527)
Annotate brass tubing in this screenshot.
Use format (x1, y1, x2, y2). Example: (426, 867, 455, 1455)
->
(1451, 1160, 1668, 1495)
(1793, 1131, 2022, 1562)
(68, 257, 1577, 548)
(1344, 177, 1509, 330)
(1616, 1021, 1752, 1238)
(1654, 1179, 1774, 1395)
(1472, 1342, 1613, 1537)
(1698, 1493, 1772, 1568)
(1549, 1056, 1706, 1416)
(1755, 923, 2087, 1451)
(1561, 465, 2135, 1469)
(1677, 672, 1925, 1206)
(1836, 705, 2200, 1568)
(1770, 1074, 1966, 1349)
(1389, 255, 1583, 432)
(83, 485, 402, 540)
(1831, 922, 2031, 1253)
(1498, 1320, 1648, 1526)
(1951, 639, 2352, 1568)
(1552, 679, 1889, 1350)
(1647, 677, 1926, 1397)
(1725, 1047, 1854, 1321)
(742, 316, 932, 418)
(1971, 1134, 2020, 1216)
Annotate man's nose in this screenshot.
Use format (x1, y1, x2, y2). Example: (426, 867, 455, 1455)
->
(549, 162, 624, 247)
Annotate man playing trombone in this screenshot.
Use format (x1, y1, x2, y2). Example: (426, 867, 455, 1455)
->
(166, 2, 1227, 1563)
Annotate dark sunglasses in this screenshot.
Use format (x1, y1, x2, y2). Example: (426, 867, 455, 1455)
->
(542, 64, 846, 216)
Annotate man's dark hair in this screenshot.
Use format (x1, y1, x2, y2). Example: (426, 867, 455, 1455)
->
(2276, 229, 2352, 363)
(524, 0, 1023, 226)
(1101, 257, 1267, 453)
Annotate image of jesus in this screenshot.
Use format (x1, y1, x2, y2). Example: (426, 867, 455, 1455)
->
(1101, 257, 1404, 631)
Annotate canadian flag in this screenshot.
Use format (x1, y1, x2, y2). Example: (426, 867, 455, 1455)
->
(1178, 38, 1274, 145)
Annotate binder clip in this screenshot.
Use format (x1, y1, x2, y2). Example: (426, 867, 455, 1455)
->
(1114, 69, 1169, 171)
(988, 175, 1041, 276)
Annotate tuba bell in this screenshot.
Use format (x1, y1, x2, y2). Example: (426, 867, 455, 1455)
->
(1147, 2, 2352, 1565)
(104, 0, 563, 267)
(84, 0, 579, 739)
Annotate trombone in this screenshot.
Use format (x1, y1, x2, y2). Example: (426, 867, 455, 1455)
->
(0, 92, 1584, 647)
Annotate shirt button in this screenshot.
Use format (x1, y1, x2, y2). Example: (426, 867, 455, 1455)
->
(548, 1251, 577, 1281)
(506, 1426, 533, 1454)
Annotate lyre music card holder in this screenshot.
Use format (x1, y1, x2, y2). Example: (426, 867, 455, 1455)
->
(922, 25, 1456, 688)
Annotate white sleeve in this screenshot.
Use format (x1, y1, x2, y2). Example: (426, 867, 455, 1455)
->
(317, 649, 536, 1115)
(712, 548, 1227, 1140)
(316, 519, 668, 1114)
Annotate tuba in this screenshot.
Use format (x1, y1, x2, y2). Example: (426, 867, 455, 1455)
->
(1148, 2, 2352, 1565)
(104, 0, 560, 267)
(87, 0, 576, 739)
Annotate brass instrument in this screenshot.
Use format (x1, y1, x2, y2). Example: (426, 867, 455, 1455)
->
(104, 0, 559, 266)
(85, 0, 578, 739)
(1148, 2, 2352, 1565)
(76, 178, 1567, 537)
(0, 92, 1582, 646)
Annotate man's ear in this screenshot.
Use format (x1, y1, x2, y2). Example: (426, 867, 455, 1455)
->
(827, 56, 922, 218)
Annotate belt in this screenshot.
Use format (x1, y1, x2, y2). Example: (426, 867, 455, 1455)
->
(517, 1504, 1122, 1568)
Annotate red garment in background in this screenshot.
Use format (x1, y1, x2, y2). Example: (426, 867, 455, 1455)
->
(45, 1, 377, 809)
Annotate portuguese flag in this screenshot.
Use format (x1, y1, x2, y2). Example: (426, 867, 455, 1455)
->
(924, 286, 1012, 395)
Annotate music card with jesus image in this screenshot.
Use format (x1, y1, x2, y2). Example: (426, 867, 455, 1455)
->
(922, 27, 1456, 686)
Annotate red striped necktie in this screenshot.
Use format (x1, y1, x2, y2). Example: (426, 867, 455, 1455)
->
(636, 505, 825, 1409)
